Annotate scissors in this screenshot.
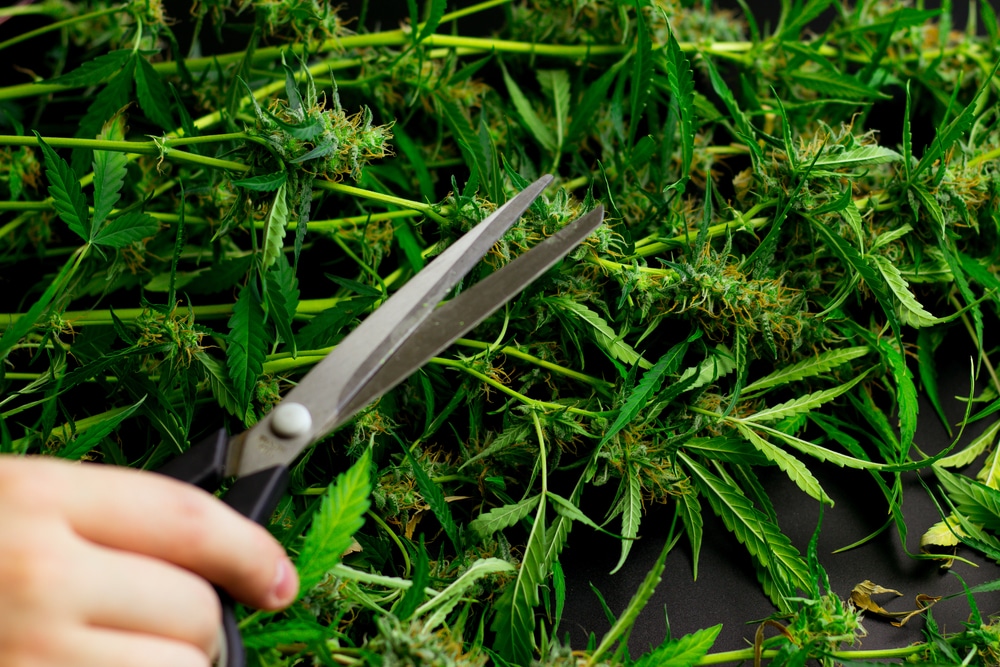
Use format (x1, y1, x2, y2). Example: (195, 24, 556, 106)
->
(155, 174, 604, 666)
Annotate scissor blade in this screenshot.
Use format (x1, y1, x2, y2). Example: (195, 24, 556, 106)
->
(338, 206, 604, 421)
(233, 175, 553, 477)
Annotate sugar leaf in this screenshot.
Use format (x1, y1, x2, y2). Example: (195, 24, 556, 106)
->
(743, 346, 869, 394)
(261, 184, 289, 271)
(297, 451, 371, 592)
(664, 28, 694, 192)
(502, 65, 556, 153)
(633, 624, 722, 667)
(226, 281, 268, 415)
(469, 493, 541, 540)
(232, 171, 287, 192)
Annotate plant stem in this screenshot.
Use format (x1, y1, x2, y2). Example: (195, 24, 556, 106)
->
(314, 180, 448, 224)
(453, 338, 614, 394)
(696, 643, 927, 665)
(0, 4, 125, 51)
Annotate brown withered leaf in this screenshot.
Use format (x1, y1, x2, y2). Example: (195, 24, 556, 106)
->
(850, 580, 940, 627)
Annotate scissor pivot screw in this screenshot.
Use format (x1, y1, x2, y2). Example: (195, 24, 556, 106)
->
(271, 402, 312, 438)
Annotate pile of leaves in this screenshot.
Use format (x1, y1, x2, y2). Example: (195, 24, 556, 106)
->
(2, 0, 1000, 664)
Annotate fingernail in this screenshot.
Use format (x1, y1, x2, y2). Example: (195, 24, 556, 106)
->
(270, 558, 299, 607)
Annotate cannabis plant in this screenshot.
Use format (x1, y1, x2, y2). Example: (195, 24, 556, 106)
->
(2, 0, 1000, 665)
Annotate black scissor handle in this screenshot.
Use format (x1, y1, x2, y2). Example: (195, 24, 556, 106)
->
(157, 429, 290, 667)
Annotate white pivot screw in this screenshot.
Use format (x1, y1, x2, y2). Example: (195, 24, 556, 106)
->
(270, 402, 313, 438)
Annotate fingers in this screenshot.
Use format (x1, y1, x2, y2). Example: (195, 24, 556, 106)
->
(74, 544, 221, 656)
(7, 625, 213, 667)
(10, 457, 298, 610)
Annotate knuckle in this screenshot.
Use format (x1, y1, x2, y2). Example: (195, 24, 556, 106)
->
(0, 533, 70, 608)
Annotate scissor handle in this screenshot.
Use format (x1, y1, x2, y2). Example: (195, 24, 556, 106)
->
(157, 428, 290, 667)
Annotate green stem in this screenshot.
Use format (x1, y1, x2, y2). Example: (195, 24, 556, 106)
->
(0, 297, 348, 327)
(437, 0, 513, 24)
(432, 357, 602, 417)
(0, 135, 251, 172)
(453, 338, 614, 393)
(314, 180, 448, 224)
(0, 2, 62, 18)
(696, 643, 927, 665)
(0, 4, 125, 51)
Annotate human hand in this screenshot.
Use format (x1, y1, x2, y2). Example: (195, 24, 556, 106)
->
(0, 456, 299, 667)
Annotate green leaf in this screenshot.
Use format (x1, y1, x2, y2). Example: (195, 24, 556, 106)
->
(185, 255, 255, 295)
(547, 296, 651, 369)
(232, 172, 287, 192)
(227, 281, 268, 415)
(264, 255, 299, 356)
(418, 558, 514, 629)
(56, 397, 145, 460)
(938, 419, 1000, 469)
(735, 422, 830, 505)
(634, 624, 722, 667)
(34, 132, 89, 241)
(902, 80, 913, 181)
(469, 494, 541, 539)
(91, 110, 129, 229)
(42, 49, 132, 87)
(289, 139, 335, 164)
(415, 0, 446, 42)
(435, 94, 490, 189)
(752, 421, 888, 470)
(934, 466, 1000, 533)
(776, 0, 834, 39)
(912, 58, 1000, 180)
(243, 619, 327, 650)
(917, 328, 949, 436)
(296, 297, 376, 350)
(72, 59, 135, 175)
(492, 493, 547, 665)
(546, 490, 621, 539)
(91, 212, 160, 249)
(261, 184, 289, 271)
(599, 336, 692, 449)
(744, 369, 871, 423)
(872, 255, 943, 327)
(703, 56, 761, 166)
(502, 64, 556, 153)
(196, 352, 244, 420)
(664, 28, 695, 191)
(567, 57, 626, 145)
(878, 338, 919, 455)
(395, 540, 430, 621)
(589, 517, 678, 665)
(628, 4, 653, 148)
(743, 346, 868, 394)
(680, 453, 811, 603)
(678, 490, 703, 579)
(812, 145, 902, 169)
(807, 215, 902, 344)
(786, 68, 888, 100)
(297, 451, 371, 592)
(135, 56, 174, 130)
(677, 348, 737, 391)
(609, 464, 642, 574)
(537, 69, 571, 151)
(401, 442, 463, 554)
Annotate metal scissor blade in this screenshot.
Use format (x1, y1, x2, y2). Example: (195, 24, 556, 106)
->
(232, 175, 554, 477)
(338, 205, 605, 422)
